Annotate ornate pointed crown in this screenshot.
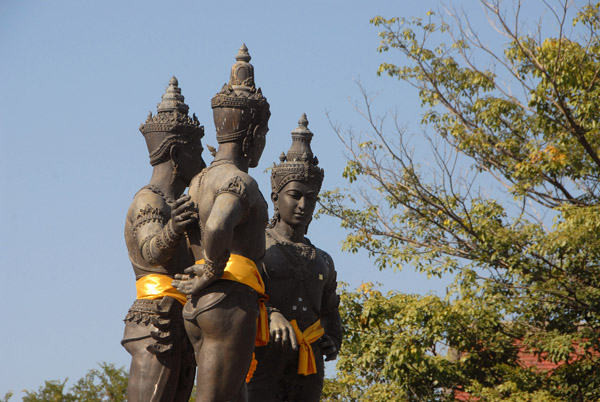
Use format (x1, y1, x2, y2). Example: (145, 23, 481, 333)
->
(139, 77, 204, 165)
(211, 44, 270, 143)
(271, 114, 324, 193)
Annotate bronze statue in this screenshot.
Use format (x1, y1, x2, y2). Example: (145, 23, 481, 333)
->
(172, 44, 271, 402)
(247, 114, 343, 402)
(122, 77, 205, 402)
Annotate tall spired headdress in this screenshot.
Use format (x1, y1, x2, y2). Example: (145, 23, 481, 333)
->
(271, 114, 324, 193)
(211, 44, 270, 144)
(139, 76, 204, 166)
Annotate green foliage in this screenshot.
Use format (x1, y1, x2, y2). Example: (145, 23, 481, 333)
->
(16, 363, 128, 402)
(321, 1, 600, 401)
(69, 363, 128, 402)
(7, 364, 201, 402)
(323, 283, 574, 402)
(22, 380, 77, 402)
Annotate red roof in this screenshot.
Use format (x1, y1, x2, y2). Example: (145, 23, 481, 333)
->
(453, 340, 592, 400)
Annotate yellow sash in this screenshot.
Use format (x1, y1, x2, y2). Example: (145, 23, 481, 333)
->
(136, 274, 187, 306)
(196, 254, 269, 346)
(290, 319, 325, 375)
(246, 352, 258, 383)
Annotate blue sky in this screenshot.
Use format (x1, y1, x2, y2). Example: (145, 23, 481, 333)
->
(0, 0, 575, 398)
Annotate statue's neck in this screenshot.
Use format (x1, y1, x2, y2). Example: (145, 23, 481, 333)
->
(148, 162, 185, 200)
(272, 221, 307, 245)
(214, 143, 249, 173)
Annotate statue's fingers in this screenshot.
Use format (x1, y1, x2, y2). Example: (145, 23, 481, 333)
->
(180, 198, 194, 209)
(324, 352, 337, 362)
(280, 328, 290, 345)
(179, 282, 193, 294)
(289, 330, 299, 350)
(272, 329, 282, 344)
(177, 194, 191, 204)
(178, 198, 195, 211)
(178, 211, 196, 219)
(170, 195, 189, 210)
(171, 198, 193, 215)
(176, 219, 194, 229)
(177, 214, 197, 226)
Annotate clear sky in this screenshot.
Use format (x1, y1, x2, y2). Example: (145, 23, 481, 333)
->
(0, 0, 570, 398)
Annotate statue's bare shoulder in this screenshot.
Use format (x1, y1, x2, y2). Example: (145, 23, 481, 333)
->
(127, 188, 168, 224)
(200, 164, 261, 208)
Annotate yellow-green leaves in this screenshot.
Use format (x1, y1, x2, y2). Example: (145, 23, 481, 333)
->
(320, 2, 600, 401)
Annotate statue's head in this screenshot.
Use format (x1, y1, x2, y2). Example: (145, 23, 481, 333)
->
(269, 114, 324, 230)
(139, 77, 206, 183)
(211, 44, 270, 167)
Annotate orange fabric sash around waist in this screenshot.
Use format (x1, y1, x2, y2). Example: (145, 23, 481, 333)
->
(290, 319, 325, 375)
(136, 274, 187, 306)
(196, 254, 269, 347)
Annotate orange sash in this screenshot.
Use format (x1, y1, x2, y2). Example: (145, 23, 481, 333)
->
(196, 254, 269, 346)
(136, 274, 187, 306)
(290, 319, 325, 375)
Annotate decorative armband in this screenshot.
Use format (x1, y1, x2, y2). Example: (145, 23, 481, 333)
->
(156, 223, 180, 250)
(215, 176, 249, 212)
(133, 204, 166, 240)
(140, 223, 181, 266)
(200, 254, 229, 280)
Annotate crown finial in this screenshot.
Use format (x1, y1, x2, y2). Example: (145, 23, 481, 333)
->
(236, 43, 251, 63)
(157, 76, 189, 114)
(290, 113, 313, 143)
(298, 113, 308, 129)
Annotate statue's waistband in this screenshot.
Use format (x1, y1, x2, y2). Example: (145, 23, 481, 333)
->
(290, 319, 325, 375)
(196, 253, 265, 296)
(136, 274, 187, 306)
(196, 254, 269, 347)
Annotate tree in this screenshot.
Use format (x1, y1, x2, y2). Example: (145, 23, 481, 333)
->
(8, 363, 128, 402)
(6, 363, 201, 402)
(320, 1, 600, 400)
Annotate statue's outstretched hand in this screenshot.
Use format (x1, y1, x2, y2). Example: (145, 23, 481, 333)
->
(270, 311, 298, 351)
(168, 194, 197, 235)
(172, 264, 218, 295)
(320, 334, 338, 361)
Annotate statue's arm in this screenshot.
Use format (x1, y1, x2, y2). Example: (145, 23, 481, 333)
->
(134, 194, 196, 266)
(201, 192, 245, 265)
(320, 252, 343, 359)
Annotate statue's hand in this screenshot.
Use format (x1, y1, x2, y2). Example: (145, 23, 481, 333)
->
(269, 312, 298, 351)
(320, 334, 338, 361)
(168, 194, 197, 235)
(172, 264, 218, 295)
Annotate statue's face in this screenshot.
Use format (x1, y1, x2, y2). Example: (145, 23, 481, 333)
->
(275, 180, 319, 228)
(180, 137, 206, 183)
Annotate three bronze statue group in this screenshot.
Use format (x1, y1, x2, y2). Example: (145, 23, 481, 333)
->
(121, 44, 343, 402)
